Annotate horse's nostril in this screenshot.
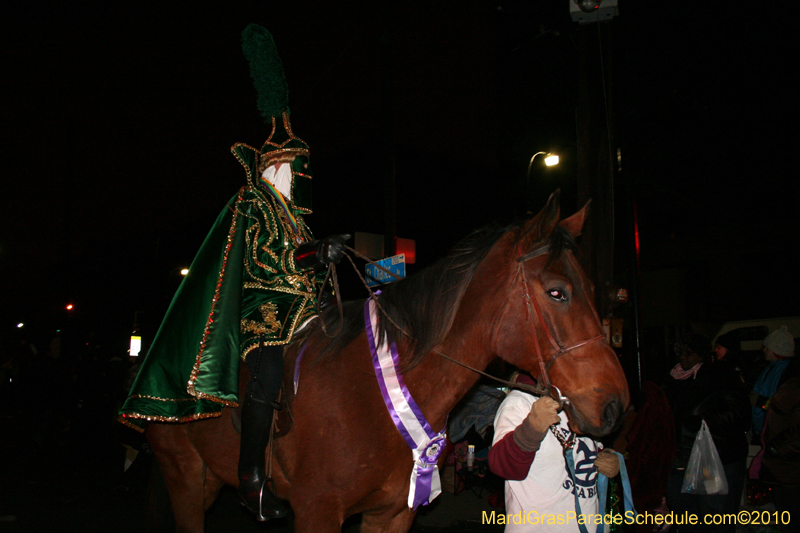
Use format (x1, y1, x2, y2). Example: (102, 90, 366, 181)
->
(603, 399, 623, 430)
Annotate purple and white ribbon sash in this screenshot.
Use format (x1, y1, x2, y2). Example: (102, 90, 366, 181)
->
(364, 298, 446, 510)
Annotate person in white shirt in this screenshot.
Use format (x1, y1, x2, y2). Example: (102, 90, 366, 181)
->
(489, 374, 619, 532)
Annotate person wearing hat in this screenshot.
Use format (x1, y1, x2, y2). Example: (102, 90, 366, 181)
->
(751, 325, 796, 437)
(119, 25, 349, 521)
(664, 332, 750, 533)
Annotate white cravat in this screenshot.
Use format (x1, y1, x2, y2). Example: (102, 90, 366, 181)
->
(261, 162, 293, 199)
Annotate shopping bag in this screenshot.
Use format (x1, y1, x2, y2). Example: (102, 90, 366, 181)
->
(681, 419, 728, 494)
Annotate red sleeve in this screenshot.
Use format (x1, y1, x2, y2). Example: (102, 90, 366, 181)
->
(488, 430, 538, 480)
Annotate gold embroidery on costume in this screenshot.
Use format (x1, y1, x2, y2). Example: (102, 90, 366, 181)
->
(241, 303, 281, 335)
(285, 274, 305, 290)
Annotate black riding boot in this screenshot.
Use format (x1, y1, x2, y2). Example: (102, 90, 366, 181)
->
(237, 394, 288, 521)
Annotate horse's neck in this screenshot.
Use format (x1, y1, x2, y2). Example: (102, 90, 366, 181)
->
(402, 241, 513, 431)
(402, 345, 489, 432)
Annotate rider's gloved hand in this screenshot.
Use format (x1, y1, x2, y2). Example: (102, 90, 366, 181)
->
(295, 234, 351, 269)
(318, 234, 350, 265)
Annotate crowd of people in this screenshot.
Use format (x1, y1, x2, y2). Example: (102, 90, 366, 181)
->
(0, 329, 135, 451)
(486, 326, 798, 533)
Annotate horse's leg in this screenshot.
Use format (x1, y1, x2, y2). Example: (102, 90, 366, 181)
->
(147, 424, 208, 533)
(360, 508, 417, 533)
(291, 495, 345, 533)
(202, 468, 225, 512)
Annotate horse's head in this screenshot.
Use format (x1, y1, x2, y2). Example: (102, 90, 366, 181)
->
(492, 191, 630, 437)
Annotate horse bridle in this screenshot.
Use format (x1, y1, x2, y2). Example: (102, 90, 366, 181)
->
(503, 242, 605, 449)
(514, 243, 606, 393)
(334, 243, 606, 412)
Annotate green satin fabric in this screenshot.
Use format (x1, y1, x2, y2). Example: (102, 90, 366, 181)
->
(120, 147, 323, 431)
(119, 197, 245, 429)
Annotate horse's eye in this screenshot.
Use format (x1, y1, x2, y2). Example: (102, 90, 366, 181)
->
(547, 289, 568, 302)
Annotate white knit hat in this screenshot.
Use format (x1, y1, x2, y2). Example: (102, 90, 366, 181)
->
(763, 325, 795, 358)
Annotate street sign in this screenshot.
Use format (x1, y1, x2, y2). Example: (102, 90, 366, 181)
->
(366, 254, 406, 287)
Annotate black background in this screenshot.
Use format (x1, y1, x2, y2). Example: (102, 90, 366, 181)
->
(3, 1, 798, 371)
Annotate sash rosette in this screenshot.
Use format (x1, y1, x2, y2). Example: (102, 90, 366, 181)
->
(364, 298, 446, 510)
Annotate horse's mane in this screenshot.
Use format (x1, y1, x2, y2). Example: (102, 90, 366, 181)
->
(309, 220, 578, 370)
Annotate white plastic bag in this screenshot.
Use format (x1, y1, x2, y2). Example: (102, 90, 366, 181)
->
(681, 420, 728, 495)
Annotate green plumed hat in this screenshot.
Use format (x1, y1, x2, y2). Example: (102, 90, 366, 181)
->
(241, 24, 312, 213)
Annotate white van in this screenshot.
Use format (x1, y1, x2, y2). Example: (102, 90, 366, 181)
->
(713, 317, 800, 351)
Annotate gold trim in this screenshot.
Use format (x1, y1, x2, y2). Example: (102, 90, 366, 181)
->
(242, 282, 315, 297)
(117, 411, 224, 433)
(230, 142, 259, 178)
(128, 393, 238, 408)
(129, 394, 199, 402)
(231, 115, 312, 215)
(187, 189, 243, 400)
(190, 390, 239, 407)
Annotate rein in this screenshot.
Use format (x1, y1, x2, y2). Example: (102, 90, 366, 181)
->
(315, 244, 634, 520)
(323, 244, 632, 519)
(342, 247, 550, 396)
(321, 244, 604, 403)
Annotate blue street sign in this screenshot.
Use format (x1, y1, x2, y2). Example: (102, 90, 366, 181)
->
(365, 254, 406, 287)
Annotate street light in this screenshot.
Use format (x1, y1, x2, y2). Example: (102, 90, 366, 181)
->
(527, 151, 560, 180)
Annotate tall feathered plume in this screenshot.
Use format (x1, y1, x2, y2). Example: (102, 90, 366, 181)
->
(241, 24, 289, 121)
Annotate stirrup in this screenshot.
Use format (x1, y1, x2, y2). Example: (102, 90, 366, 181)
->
(239, 477, 288, 521)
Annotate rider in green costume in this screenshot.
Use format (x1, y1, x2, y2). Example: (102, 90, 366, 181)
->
(119, 24, 348, 521)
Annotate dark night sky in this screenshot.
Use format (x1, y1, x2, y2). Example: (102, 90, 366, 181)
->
(2, 1, 798, 355)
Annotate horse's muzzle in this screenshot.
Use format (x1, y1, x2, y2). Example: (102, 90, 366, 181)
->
(569, 397, 626, 437)
(601, 398, 625, 435)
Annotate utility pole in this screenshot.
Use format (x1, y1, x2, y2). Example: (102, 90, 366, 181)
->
(574, 19, 615, 320)
(572, 0, 642, 390)
(382, 6, 397, 258)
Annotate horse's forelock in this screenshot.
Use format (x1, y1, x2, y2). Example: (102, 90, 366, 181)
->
(545, 225, 579, 268)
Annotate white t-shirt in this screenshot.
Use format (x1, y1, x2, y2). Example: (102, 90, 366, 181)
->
(492, 390, 602, 532)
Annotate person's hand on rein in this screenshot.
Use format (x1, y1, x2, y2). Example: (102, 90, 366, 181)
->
(594, 449, 620, 478)
(526, 396, 561, 433)
(295, 234, 351, 269)
(318, 234, 350, 264)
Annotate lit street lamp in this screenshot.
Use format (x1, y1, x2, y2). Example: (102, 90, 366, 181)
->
(527, 151, 560, 180)
(525, 151, 560, 211)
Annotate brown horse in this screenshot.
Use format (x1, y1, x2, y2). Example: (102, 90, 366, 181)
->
(145, 192, 630, 532)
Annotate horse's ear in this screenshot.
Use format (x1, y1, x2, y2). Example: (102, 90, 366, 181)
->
(522, 190, 561, 244)
(559, 199, 591, 238)
(538, 189, 562, 235)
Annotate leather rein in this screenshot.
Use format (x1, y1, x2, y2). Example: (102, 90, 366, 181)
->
(515, 244, 606, 391)
(322, 243, 605, 408)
